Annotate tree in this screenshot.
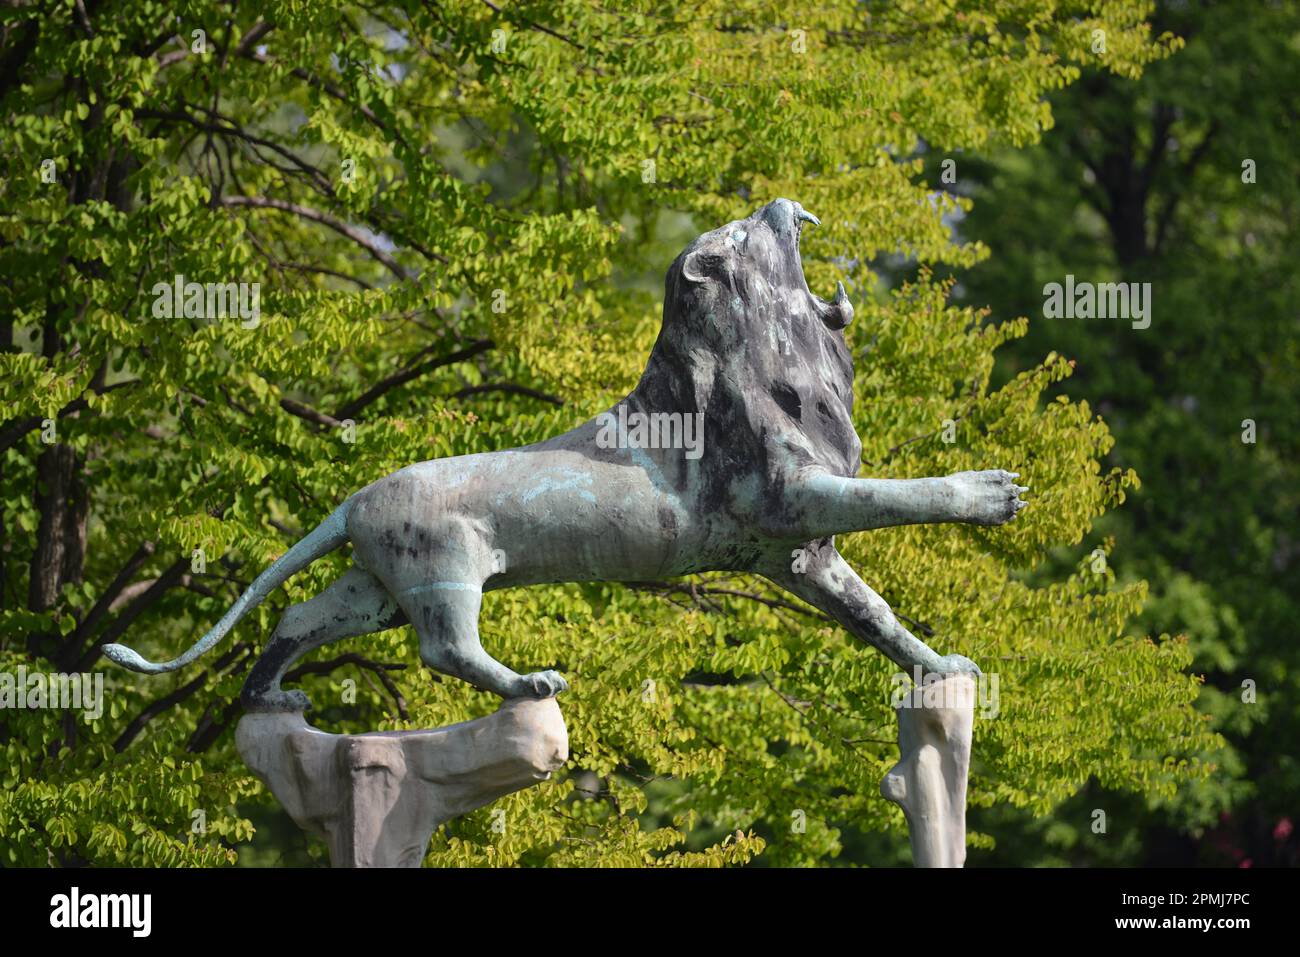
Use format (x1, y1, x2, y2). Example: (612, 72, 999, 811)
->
(0, 0, 1216, 867)
(947, 0, 1299, 865)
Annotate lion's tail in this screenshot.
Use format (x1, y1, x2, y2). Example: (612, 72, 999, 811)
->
(102, 502, 353, 674)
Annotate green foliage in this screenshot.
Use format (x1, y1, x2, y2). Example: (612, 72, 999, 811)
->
(947, 0, 1298, 865)
(0, 0, 1216, 867)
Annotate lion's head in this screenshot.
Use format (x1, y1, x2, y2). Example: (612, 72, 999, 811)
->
(632, 199, 863, 508)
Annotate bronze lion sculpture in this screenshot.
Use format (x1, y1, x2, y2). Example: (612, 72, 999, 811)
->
(105, 198, 1026, 711)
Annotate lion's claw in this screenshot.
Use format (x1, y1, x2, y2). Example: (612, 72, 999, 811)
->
(515, 669, 569, 698)
(948, 469, 1028, 525)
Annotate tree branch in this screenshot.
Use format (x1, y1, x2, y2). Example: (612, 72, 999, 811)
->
(334, 338, 495, 421)
(283, 651, 409, 719)
(216, 195, 409, 279)
(450, 382, 564, 406)
(480, 0, 587, 51)
(279, 397, 343, 429)
(76, 557, 188, 671)
(60, 541, 156, 667)
(0, 378, 138, 455)
(136, 105, 335, 196)
(113, 642, 251, 752)
(236, 47, 409, 151)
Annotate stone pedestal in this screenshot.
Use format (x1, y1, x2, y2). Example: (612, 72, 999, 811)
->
(880, 674, 974, 868)
(236, 697, 568, 867)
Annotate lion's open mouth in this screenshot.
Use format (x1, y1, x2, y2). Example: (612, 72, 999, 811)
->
(790, 206, 853, 330)
(794, 207, 820, 249)
(814, 280, 854, 329)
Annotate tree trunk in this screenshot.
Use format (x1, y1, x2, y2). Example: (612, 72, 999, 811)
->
(27, 442, 88, 614)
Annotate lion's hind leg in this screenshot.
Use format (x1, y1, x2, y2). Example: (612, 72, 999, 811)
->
(394, 580, 568, 700)
(241, 565, 405, 713)
(352, 508, 567, 700)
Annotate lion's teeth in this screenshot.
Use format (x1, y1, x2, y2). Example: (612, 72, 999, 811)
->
(815, 281, 853, 330)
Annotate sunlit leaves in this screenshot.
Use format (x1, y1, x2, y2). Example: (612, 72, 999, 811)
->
(0, 0, 1210, 868)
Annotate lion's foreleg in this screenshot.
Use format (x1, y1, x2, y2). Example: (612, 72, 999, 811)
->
(781, 469, 1026, 539)
(763, 541, 977, 676)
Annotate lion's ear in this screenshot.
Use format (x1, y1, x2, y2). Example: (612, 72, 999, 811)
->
(681, 248, 726, 284)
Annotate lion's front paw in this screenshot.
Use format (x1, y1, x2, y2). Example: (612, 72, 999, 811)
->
(948, 469, 1028, 525)
(514, 670, 569, 699)
(930, 653, 982, 677)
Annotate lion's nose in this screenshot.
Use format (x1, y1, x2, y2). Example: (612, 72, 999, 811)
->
(759, 198, 820, 237)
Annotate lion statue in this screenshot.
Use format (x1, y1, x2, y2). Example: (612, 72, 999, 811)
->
(104, 198, 1027, 711)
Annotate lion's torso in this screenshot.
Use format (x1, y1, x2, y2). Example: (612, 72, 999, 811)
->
(349, 201, 863, 586)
